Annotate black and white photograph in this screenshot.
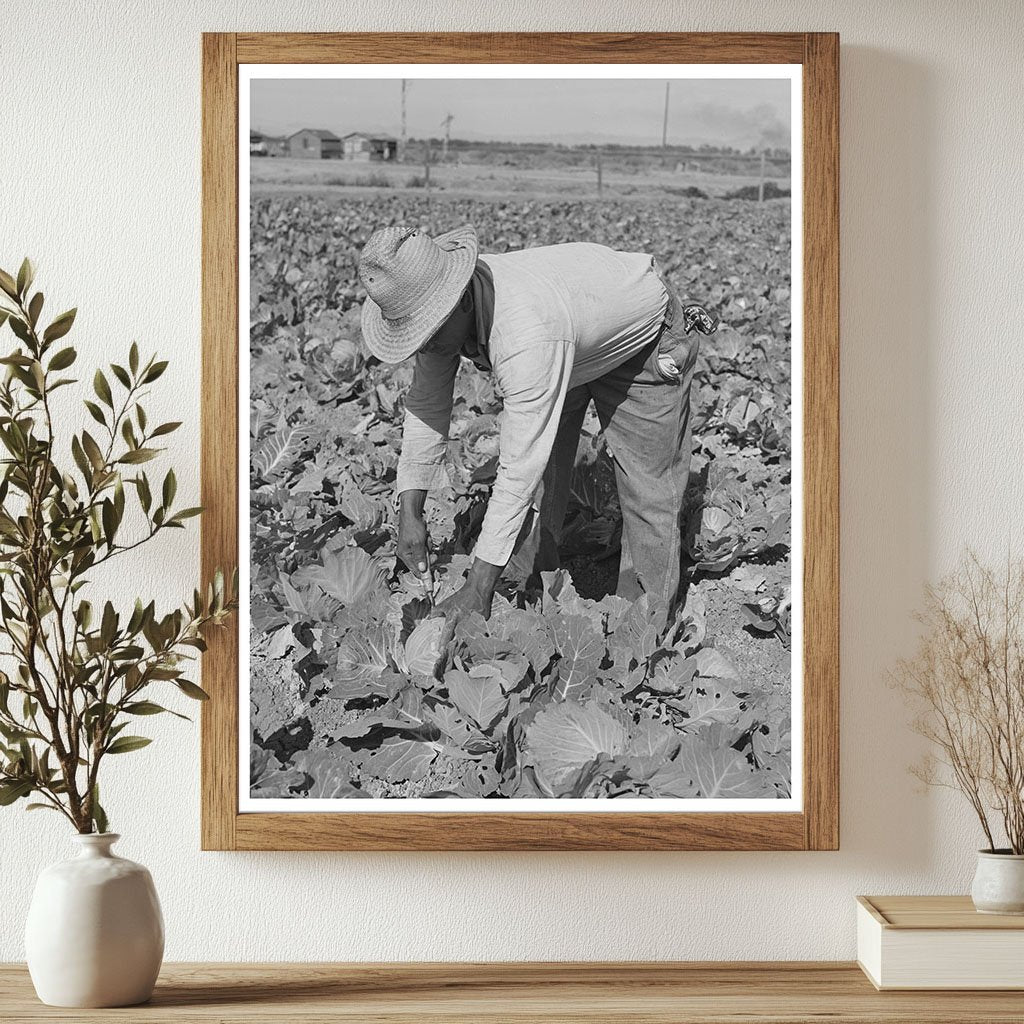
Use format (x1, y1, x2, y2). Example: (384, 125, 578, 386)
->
(242, 66, 801, 810)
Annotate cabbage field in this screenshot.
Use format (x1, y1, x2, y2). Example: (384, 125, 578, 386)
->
(248, 192, 794, 802)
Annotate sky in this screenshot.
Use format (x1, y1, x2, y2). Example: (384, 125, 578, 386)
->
(250, 77, 791, 150)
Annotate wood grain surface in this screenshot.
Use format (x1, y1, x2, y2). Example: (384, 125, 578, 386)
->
(800, 31, 841, 852)
(235, 32, 808, 64)
(4, 962, 1023, 1023)
(200, 32, 239, 852)
(861, 895, 1024, 930)
(201, 31, 840, 851)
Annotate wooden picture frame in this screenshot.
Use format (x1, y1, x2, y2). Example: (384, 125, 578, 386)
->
(201, 31, 838, 851)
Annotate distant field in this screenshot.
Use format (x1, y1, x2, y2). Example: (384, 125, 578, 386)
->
(249, 156, 790, 201)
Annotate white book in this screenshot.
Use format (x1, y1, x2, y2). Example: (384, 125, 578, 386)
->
(857, 895, 1024, 990)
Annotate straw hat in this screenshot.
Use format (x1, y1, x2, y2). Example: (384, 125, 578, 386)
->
(358, 224, 478, 363)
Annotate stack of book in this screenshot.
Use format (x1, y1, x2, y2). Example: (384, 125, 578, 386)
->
(857, 895, 1024, 990)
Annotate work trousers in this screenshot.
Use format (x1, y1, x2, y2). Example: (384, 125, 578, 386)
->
(537, 277, 700, 606)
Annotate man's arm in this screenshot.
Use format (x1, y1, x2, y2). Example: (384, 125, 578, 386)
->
(430, 340, 574, 627)
(472, 339, 575, 571)
(395, 349, 459, 582)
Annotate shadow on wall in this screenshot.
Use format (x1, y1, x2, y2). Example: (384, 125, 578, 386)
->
(838, 47, 937, 871)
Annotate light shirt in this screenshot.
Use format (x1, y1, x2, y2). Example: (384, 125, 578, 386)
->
(395, 242, 670, 567)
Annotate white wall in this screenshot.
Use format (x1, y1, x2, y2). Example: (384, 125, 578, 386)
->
(2, 0, 1022, 962)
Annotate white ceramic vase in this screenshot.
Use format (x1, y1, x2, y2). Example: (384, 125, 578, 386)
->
(25, 833, 164, 1007)
(971, 849, 1024, 915)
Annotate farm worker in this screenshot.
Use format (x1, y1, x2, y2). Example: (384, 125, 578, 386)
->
(358, 224, 717, 630)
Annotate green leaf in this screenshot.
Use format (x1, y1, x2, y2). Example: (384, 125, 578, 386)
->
(147, 667, 182, 680)
(16, 258, 34, 298)
(43, 308, 77, 344)
(161, 468, 176, 508)
(118, 448, 158, 465)
(76, 600, 93, 630)
(125, 598, 146, 635)
(111, 644, 144, 662)
(105, 735, 152, 755)
(0, 782, 33, 806)
(167, 507, 202, 524)
(100, 601, 117, 647)
(8, 317, 31, 344)
(0, 269, 18, 300)
(26, 802, 61, 813)
(175, 679, 210, 701)
(142, 360, 168, 383)
(27, 292, 43, 328)
(0, 779, 34, 805)
(83, 400, 106, 427)
(92, 789, 109, 834)
(113, 475, 125, 521)
(0, 351, 33, 366)
(101, 498, 118, 546)
(150, 421, 181, 438)
(124, 700, 174, 716)
(129, 341, 139, 375)
(71, 435, 91, 482)
(136, 473, 152, 513)
(48, 346, 77, 371)
(121, 418, 137, 449)
(93, 369, 113, 408)
(110, 363, 131, 388)
(81, 431, 105, 472)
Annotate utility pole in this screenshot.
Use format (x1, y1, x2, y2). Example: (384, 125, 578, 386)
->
(400, 79, 407, 162)
(662, 81, 670, 148)
(440, 112, 453, 161)
(758, 149, 767, 202)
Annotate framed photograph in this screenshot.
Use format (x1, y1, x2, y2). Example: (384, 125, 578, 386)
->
(201, 32, 838, 851)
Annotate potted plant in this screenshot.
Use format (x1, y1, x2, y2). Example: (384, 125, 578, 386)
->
(895, 551, 1024, 914)
(0, 260, 236, 1006)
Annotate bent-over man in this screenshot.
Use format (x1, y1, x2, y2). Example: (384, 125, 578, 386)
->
(357, 224, 717, 630)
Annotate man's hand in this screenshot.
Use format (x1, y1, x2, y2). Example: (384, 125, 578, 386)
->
(429, 582, 492, 640)
(428, 557, 504, 646)
(397, 491, 433, 596)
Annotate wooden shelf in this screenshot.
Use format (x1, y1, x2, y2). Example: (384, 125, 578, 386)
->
(3, 962, 1024, 1022)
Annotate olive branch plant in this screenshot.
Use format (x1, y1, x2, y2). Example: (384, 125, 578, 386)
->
(895, 550, 1024, 854)
(0, 259, 236, 834)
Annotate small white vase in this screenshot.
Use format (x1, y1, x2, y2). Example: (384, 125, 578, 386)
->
(25, 833, 164, 1007)
(971, 849, 1024, 915)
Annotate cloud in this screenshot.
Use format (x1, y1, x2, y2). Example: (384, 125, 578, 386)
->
(684, 101, 790, 150)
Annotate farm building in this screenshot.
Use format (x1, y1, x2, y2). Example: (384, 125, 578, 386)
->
(288, 128, 342, 159)
(250, 130, 287, 157)
(342, 132, 399, 161)
(262, 134, 288, 157)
